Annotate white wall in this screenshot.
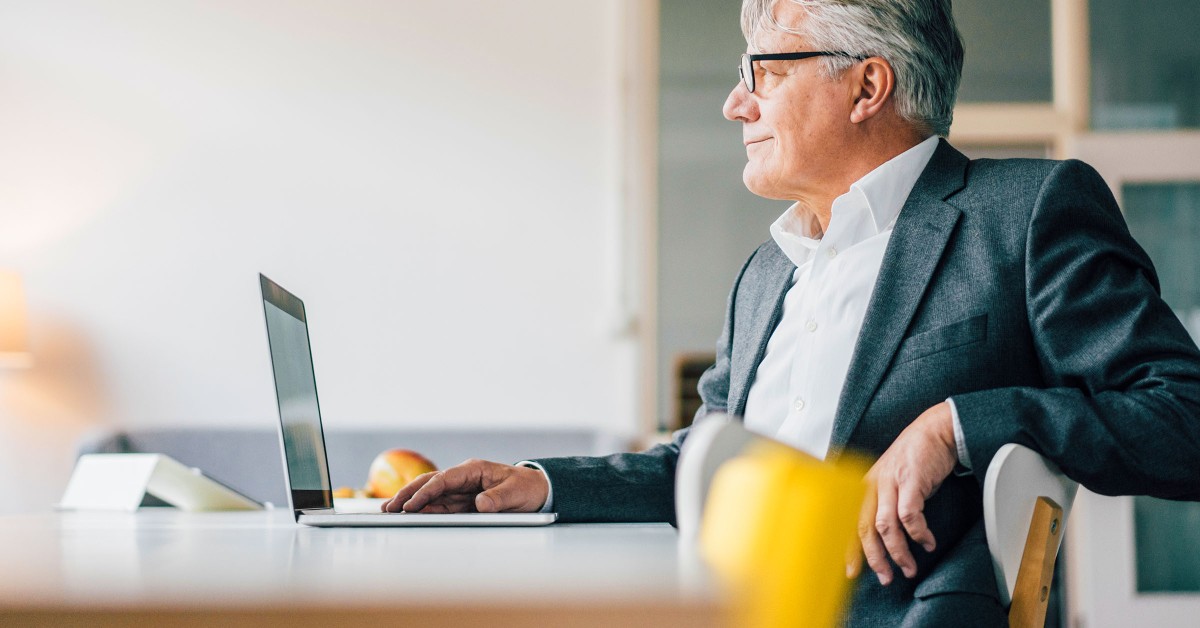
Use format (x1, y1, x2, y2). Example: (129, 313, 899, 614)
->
(656, 0, 787, 427)
(0, 0, 643, 513)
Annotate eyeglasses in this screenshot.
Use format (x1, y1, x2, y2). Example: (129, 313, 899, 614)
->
(739, 51, 864, 94)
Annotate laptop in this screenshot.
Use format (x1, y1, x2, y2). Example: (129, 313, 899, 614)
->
(259, 274, 557, 527)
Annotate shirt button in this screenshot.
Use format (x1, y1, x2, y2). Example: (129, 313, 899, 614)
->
(826, 247, 838, 259)
(806, 320, 818, 332)
(793, 398, 806, 412)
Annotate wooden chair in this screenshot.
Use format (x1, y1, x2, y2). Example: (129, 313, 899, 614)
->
(983, 443, 1079, 628)
(670, 352, 716, 430)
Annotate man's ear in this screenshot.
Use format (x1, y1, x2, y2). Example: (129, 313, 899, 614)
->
(848, 57, 895, 124)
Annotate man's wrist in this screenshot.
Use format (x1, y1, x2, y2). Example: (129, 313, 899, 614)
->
(515, 461, 555, 513)
(946, 397, 972, 474)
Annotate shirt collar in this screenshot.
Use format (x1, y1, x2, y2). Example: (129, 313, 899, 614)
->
(770, 136, 940, 268)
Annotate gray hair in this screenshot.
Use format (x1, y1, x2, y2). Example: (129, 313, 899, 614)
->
(741, 0, 964, 137)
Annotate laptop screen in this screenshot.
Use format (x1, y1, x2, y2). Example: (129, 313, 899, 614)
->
(260, 274, 333, 513)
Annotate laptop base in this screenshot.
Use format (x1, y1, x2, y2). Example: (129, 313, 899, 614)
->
(298, 511, 557, 527)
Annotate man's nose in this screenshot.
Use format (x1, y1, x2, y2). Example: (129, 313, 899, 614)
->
(722, 81, 757, 123)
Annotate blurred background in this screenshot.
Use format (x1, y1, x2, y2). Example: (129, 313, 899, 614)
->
(1, 1, 1197, 625)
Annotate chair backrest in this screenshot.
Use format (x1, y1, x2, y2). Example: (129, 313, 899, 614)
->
(983, 443, 1079, 609)
(674, 414, 763, 541)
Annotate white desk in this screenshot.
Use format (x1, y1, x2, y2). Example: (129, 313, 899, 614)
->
(0, 509, 722, 627)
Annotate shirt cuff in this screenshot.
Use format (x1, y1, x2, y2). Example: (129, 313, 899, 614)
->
(946, 397, 972, 474)
(515, 461, 555, 513)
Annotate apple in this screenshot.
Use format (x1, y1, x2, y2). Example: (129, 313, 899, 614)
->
(365, 449, 438, 498)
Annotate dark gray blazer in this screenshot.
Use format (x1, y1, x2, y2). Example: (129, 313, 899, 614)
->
(533, 140, 1200, 626)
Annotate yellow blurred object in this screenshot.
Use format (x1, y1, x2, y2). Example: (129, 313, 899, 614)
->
(332, 487, 355, 498)
(699, 441, 869, 628)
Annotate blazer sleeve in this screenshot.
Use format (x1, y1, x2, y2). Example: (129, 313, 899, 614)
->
(528, 247, 761, 523)
(952, 159, 1200, 500)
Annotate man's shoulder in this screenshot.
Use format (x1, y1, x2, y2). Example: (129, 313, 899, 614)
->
(942, 152, 1117, 243)
(960, 154, 1059, 190)
(956, 152, 1104, 197)
(948, 152, 1111, 219)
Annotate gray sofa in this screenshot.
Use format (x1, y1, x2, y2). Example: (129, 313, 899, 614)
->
(78, 428, 624, 507)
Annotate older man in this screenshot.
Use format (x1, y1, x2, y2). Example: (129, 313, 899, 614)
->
(386, 0, 1200, 624)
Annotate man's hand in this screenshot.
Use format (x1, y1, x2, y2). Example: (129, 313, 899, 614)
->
(380, 459, 549, 514)
(848, 401, 959, 585)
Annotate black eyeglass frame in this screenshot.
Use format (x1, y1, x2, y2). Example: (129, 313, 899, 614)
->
(739, 51, 865, 94)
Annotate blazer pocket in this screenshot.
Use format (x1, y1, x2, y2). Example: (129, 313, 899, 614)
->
(895, 314, 988, 365)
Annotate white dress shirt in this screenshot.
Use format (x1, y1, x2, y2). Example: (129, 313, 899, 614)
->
(743, 136, 941, 460)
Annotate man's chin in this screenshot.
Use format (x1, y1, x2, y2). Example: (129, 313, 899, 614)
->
(742, 170, 789, 201)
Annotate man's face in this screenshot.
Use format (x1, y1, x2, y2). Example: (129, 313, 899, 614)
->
(722, 7, 856, 201)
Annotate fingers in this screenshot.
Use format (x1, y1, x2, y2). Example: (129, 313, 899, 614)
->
(475, 486, 502, 513)
(850, 405, 960, 586)
(874, 474, 917, 580)
(474, 467, 548, 513)
(380, 459, 549, 515)
(847, 494, 866, 578)
(382, 459, 550, 514)
(401, 462, 483, 513)
(898, 482, 935, 553)
(382, 472, 436, 512)
(431, 460, 489, 494)
(857, 480, 893, 585)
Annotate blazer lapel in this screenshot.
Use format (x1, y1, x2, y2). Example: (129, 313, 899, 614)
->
(828, 140, 968, 456)
(729, 245, 795, 417)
